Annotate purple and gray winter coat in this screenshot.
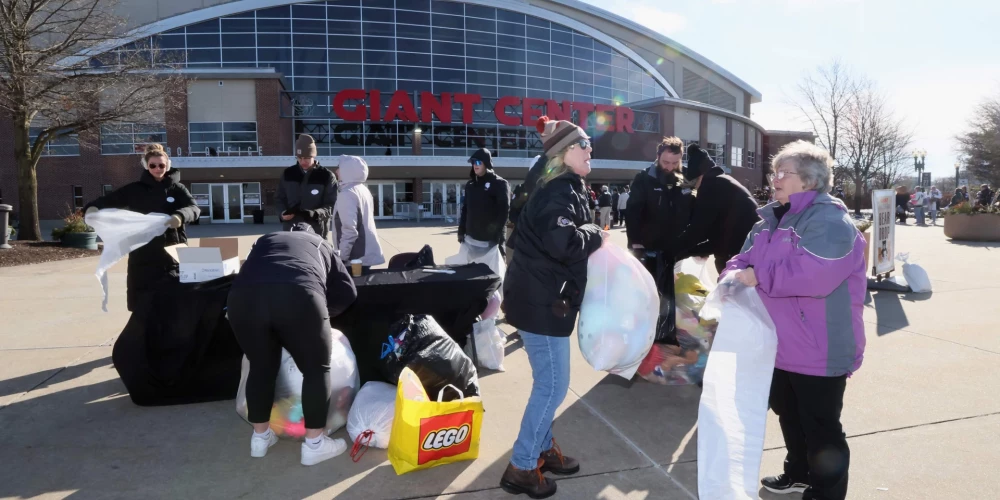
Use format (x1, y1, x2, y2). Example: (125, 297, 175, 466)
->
(721, 190, 866, 377)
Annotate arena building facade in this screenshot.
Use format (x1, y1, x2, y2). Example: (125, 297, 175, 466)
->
(0, 0, 782, 224)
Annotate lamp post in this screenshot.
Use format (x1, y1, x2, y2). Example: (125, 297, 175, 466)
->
(913, 149, 926, 188)
(955, 162, 961, 192)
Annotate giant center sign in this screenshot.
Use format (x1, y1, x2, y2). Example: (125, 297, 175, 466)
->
(330, 89, 636, 133)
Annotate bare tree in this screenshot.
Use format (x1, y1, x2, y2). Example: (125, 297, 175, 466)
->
(840, 78, 912, 214)
(0, 0, 183, 240)
(955, 93, 1000, 188)
(788, 60, 853, 164)
(871, 129, 914, 190)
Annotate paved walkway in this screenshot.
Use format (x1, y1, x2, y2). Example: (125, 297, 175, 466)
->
(1, 221, 998, 499)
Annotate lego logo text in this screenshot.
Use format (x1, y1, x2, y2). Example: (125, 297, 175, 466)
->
(421, 424, 471, 451)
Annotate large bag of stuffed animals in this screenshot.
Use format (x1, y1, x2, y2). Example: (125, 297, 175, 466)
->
(379, 314, 480, 401)
(697, 275, 778, 500)
(236, 327, 360, 439)
(577, 241, 659, 379)
(347, 381, 397, 460)
(637, 257, 718, 386)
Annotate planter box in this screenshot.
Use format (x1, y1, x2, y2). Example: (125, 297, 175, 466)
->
(61, 232, 98, 250)
(944, 214, 1000, 242)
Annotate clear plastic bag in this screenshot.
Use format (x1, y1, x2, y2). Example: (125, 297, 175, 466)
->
(85, 209, 171, 312)
(897, 252, 932, 293)
(697, 275, 778, 500)
(577, 242, 659, 379)
(235, 327, 360, 439)
(446, 239, 506, 290)
(471, 318, 505, 371)
(347, 381, 397, 450)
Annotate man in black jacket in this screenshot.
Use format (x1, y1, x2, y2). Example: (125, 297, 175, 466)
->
(459, 148, 511, 254)
(506, 155, 545, 261)
(674, 144, 760, 274)
(276, 134, 338, 238)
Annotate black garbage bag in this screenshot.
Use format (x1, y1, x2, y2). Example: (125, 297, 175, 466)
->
(379, 314, 479, 401)
(112, 275, 244, 406)
(637, 250, 678, 345)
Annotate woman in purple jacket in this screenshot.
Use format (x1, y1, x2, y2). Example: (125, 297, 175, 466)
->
(721, 141, 866, 500)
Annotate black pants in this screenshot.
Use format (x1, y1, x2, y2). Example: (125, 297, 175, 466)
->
(639, 250, 677, 345)
(769, 368, 850, 500)
(228, 284, 332, 429)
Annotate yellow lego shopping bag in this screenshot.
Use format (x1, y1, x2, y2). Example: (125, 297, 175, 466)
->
(387, 367, 483, 475)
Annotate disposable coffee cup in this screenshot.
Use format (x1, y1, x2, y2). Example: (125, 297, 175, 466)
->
(350, 259, 363, 277)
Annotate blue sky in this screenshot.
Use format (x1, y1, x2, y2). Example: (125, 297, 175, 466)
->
(583, 0, 1000, 181)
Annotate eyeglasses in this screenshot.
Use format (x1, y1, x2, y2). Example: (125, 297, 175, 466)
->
(472, 160, 483, 166)
(148, 163, 166, 170)
(768, 170, 800, 181)
(573, 138, 591, 150)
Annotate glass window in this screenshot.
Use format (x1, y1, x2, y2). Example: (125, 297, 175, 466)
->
(329, 35, 362, 50)
(364, 50, 395, 65)
(328, 6, 361, 21)
(292, 19, 326, 34)
(398, 66, 431, 80)
(707, 143, 725, 166)
(574, 83, 593, 96)
(497, 35, 525, 50)
(551, 29, 573, 45)
(399, 39, 431, 53)
(363, 7, 395, 23)
(498, 74, 526, 87)
(187, 20, 219, 34)
(434, 54, 464, 70)
(432, 13, 463, 29)
(222, 33, 255, 47)
(466, 17, 495, 33)
(293, 78, 328, 91)
(551, 42, 572, 57)
(222, 48, 256, 62)
(432, 41, 463, 56)
(574, 59, 593, 73)
(100, 123, 166, 155)
(258, 47, 291, 61)
(294, 63, 327, 77)
(465, 4, 495, 19)
(329, 50, 362, 65)
(395, 23, 429, 39)
(466, 71, 496, 85)
(432, 26, 463, 42)
(497, 48, 525, 62)
(526, 63, 549, 78)
(363, 22, 395, 36)
(497, 21, 525, 37)
(29, 127, 80, 156)
(497, 10, 525, 24)
(526, 38, 549, 53)
(328, 21, 361, 35)
(526, 26, 549, 41)
(551, 54, 572, 69)
(431, 0, 463, 15)
(397, 52, 431, 66)
(526, 16, 548, 28)
(257, 18, 292, 32)
(573, 47, 593, 60)
(396, 0, 429, 10)
(552, 79, 573, 93)
(257, 6, 290, 18)
(187, 49, 221, 64)
(187, 34, 220, 49)
(364, 0, 394, 9)
(190, 122, 258, 155)
(72, 186, 84, 209)
(527, 76, 550, 90)
(433, 68, 464, 82)
(464, 30, 495, 46)
(331, 78, 364, 91)
(364, 36, 395, 51)
(465, 44, 495, 59)
(396, 10, 430, 25)
(257, 33, 291, 47)
(466, 57, 496, 72)
(497, 60, 525, 74)
(731, 147, 743, 167)
(363, 65, 395, 79)
(155, 35, 186, 49)
(330, 63, 363, 77)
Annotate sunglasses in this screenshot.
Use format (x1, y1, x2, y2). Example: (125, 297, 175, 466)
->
(573, 138, 592, 150)
(148, 163, 167, 170)
(472, 160, 483, 166)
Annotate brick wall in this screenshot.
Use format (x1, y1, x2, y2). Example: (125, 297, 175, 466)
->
(0, 117, 15, 210)
(256, 79, 292, 157)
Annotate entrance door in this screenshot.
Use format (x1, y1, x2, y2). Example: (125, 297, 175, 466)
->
(425, 181, 463, 222)
(210, 183, 244, 223)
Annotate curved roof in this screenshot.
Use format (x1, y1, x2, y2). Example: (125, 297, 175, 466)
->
(547, 0, 761, 102)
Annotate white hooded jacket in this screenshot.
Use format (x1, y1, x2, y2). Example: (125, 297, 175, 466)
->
(333, 155, 385, 266)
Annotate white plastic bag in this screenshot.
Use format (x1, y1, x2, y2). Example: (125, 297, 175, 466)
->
(897, 253, 932, 293)
(85, 209, 171, 312)
(675, 256, 719, 292)
(471, 318, 506, 371)
(698, 276, 778, 500)
(577, 242, 659, 379)
(236, 328, 360, 439)
(346, 381, 397, 450)
(446, 238, 506, 284)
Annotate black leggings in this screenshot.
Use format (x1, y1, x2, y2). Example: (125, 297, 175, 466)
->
(228, 284, 332, 429)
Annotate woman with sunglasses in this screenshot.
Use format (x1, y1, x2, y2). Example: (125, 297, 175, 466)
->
(500, 117, 607, 498)
(84, 143, 200, 311)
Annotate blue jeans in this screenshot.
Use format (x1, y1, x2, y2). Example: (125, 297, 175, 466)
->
(915, 207, 925, 225)
(510, 331, 571, 470)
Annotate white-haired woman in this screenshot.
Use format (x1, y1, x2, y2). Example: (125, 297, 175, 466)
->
(500, 116, 607, 498)
(84, 144, 200, 311)
(720, 140, 867, 500)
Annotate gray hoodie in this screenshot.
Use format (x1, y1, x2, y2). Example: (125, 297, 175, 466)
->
(333, 155, 386, 266)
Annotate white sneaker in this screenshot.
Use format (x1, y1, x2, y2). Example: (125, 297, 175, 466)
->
(300, 436, 347, 466)
(250, 431, 278, 458)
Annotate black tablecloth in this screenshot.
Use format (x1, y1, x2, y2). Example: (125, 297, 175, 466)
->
(330, 263, 501, 384)
(112, 275, 244, 406)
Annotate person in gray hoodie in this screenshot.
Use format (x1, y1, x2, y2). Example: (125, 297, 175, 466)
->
(333, 155, 385, 273)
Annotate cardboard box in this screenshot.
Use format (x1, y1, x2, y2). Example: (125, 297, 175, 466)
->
(165, 237, 243, 283)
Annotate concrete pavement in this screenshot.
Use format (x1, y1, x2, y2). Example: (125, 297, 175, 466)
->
(1, 221, 998, 499)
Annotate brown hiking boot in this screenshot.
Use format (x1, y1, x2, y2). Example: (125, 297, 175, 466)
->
(500, 460, 557, 499)
(540, 439, 580, 475)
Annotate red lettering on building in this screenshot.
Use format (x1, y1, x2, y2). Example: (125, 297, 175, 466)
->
(420, 92, 452, 124)
(329, 90, 636, 133)
(494, 96, 521, 126)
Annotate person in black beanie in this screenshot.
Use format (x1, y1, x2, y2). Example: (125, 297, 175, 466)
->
(673, 144, 760, 274)
(459, 148, 511, 254)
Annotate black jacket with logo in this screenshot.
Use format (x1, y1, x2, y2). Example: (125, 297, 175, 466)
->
(459, 165, 510, 245)
(84, 169, 200, 310)
(674, 166, 760, 269)
(625, 164, 695, 252)
(275, 163, 338, 237)
(504, 172, 603, 336)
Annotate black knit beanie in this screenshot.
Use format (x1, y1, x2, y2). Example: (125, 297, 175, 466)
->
(685, 144, 714, 181)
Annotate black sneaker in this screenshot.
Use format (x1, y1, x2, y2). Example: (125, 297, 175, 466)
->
(761, 474, 808, 495)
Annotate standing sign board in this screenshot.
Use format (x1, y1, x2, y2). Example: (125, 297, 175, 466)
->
(871, 190, 896, 276)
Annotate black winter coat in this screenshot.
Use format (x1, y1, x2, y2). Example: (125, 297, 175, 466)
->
(507, 156, 546, 248)
(275, 163, 338, 238)
(626, 164, 695, 252)
(504, 172, 603, 336)
(674, 166, 760, 271)
(598, 192, 613, 208)
(84, 169, 200, 311)
(459, 167, 510, 244)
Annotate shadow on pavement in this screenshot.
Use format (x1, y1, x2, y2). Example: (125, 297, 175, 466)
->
(870, 291, 910, 336)
(0, 356, 109, 403)
(945, 240, 1000, 249)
